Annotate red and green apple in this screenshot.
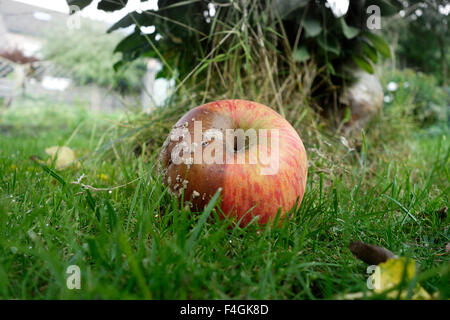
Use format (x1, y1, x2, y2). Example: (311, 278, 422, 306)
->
(159, 99, 307, 226)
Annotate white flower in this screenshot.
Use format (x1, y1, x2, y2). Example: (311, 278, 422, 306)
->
(403, 81, 409, 88)
(326, 0, 349, 18)
(387, 82, 398, 92)
(384, 95, 392, 103)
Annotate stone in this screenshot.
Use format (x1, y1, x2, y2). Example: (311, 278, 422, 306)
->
(340, 68, 384, 133)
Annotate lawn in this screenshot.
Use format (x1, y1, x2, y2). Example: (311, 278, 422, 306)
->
(0, 95, 448, 299)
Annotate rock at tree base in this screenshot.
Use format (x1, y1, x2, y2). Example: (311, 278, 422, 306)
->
(340, 68, 384, 134)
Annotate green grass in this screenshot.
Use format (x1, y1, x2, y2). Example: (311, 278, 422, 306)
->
(0, 96, 448, 299)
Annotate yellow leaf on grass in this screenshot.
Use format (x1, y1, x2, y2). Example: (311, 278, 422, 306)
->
(45, 146, 79, 170)
(375, 257, 432, 299)
(341, 257, 435, 300)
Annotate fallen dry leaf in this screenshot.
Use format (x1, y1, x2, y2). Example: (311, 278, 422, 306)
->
(45, 146, 79, 170)
(346, 241, 434, 300)
(375, 257, 432, 299)
(349, 240, 397, 265)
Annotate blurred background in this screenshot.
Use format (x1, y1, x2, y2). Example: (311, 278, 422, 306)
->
(0, 0, 448, 122)
(0, 0, 173, 113)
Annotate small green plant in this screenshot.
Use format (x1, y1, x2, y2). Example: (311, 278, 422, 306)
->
(381, 69, 449, 127)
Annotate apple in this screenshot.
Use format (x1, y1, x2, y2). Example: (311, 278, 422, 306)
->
(159, 99, 307, 226)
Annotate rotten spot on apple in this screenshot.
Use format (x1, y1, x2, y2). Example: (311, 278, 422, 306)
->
(159, 99, 308, 226)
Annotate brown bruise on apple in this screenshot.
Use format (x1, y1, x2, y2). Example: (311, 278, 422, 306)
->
(159, 99, 308, 226)
(159, 106, 230, 210)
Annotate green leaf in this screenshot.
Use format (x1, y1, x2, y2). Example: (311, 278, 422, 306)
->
(113, 60, 124, 72)
(85, 189, 96, 213)
(105, 200, 117, 231)
(303, 18, 322, 38)
(326, 62, 336, 75)
(364, 32, 391, 58)
(39, 164, 66, 186)
(114, 31, 144, 53)
(108, 12, 138, 33)
(362, 42, 378, 63)
(352, 54, 374, 74)
(317, 36, 340, 55)
(340, 18, 360, 39)
(343, 106, 351, 123)
(97, 0, 128, 12)
(366, 0, 402, 16)
(293, 47, 310, 62)
(107, 11, 157, 33)
(186, 189, 222, 253)
(67, 0, 93, 11)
